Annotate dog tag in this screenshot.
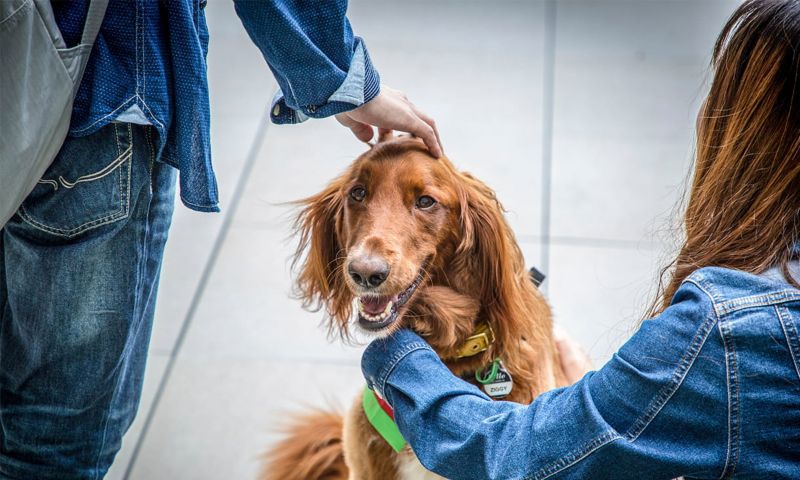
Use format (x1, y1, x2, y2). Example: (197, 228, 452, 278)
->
(475, 359, 513, 399)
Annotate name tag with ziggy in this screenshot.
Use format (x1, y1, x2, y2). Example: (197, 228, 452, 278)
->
(476, 358, 513, 399)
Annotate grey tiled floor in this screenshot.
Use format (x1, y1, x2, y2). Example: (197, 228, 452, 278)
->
(108, 1, 740, 478)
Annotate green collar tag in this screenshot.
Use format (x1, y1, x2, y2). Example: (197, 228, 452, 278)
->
(362, 387, 406, 453)
(475, 358, 501, 384)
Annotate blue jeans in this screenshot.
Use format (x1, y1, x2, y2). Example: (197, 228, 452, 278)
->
(0, 123, 176, 479)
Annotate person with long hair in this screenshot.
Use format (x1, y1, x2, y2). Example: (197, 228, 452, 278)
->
(360, 1, 800, 478)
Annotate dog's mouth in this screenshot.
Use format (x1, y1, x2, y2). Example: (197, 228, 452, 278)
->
(356, 267, 426, 332)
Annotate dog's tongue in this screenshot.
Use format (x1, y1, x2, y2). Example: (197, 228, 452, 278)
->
(361, 296, 391, 315)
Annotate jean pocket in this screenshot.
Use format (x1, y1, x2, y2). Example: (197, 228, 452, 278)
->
(18, 123, 133, 238)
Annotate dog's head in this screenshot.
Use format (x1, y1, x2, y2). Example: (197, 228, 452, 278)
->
(292, 134, 535, 358)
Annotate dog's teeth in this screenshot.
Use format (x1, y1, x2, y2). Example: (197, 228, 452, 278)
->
(357, 298, 394, 322)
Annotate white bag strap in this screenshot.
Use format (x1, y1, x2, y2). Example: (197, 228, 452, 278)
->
(80, 0, 109, 46)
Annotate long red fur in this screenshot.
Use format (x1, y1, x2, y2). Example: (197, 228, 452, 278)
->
(258, 410, 348, 480)
(265, 137, 563, 479)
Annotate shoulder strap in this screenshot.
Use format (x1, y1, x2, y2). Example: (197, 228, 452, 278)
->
(80, 0, 109, 46)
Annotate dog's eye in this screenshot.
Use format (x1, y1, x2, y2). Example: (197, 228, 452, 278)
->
(416, 195, 437, 209)
(350, 186, 366, 202)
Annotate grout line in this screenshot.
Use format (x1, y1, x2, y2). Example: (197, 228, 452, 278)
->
(123, 107, 272, 479)
(518, 234, 662, 251)
(153, 353, 363, 368)
(540, 0, 557, 289)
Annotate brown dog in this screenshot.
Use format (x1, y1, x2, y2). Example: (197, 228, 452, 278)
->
(261, 133, 566, 480)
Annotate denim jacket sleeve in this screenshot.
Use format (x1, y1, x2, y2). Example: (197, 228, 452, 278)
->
(361, 281, 729, 480)
(233, 0, 380, 125)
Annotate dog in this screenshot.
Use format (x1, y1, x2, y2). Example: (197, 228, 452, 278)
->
(261, 133, 567, 480)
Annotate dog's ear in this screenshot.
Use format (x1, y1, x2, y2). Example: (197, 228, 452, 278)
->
(454, 172, 545, 355)
(455, 172, 522, 303)
(292, 174, 353, 337)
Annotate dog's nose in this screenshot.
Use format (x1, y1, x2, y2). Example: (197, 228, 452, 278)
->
(348, 257, 390, 288)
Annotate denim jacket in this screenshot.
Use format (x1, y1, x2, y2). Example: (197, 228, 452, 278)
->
(362, 262, 800, 479)
(53, 0, 379, 212)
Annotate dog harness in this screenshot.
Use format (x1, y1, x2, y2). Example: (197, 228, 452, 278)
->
(362, 387, 406, 452)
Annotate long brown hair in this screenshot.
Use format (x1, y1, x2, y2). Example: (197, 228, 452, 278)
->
(651, 0, 800, 315)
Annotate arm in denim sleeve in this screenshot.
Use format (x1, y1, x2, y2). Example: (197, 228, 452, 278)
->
(361, 281, 727, 480)
(233, 0, 380, 124)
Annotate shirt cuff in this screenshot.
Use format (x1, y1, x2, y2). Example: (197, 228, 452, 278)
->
(361, 329, 435, 401)
(270, 37, 381, 125)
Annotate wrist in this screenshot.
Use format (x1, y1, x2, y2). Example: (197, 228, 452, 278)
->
(361, 329, 433, 398)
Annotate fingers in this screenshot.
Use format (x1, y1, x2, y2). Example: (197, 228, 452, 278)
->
(350, 122, 375, 143)
(406, 111, 442, 158)
(338, 87, 443, 157)
(410, 104, 443, 158)
(336, 113, 374, 143)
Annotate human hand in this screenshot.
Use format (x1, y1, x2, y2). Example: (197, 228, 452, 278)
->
(553, 325, 593, 384)
(335, 85, 443, 158)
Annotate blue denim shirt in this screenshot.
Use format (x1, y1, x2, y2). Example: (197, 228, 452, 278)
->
(54, 0, 379, 212)
(362, 263, 800, 479)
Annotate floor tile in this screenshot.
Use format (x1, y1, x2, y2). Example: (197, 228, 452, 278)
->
(105, 354, 169, 480)
(148, 0, 276, 355)
(546, 242, 672, 364)
(232, 119, 370, 230)
(205, 0, 276, 121)
(148, 208, 222, 355)
(176, 225, 365, 362)
(550, 136, 692, 245)
(125, 359, 365, 480)
(149, 123, 270, 358)
(549, 0, 739, 243)
(555, 1, 738, 61)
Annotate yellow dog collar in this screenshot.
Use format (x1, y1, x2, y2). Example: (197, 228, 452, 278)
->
(455, 322, 495, 359)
